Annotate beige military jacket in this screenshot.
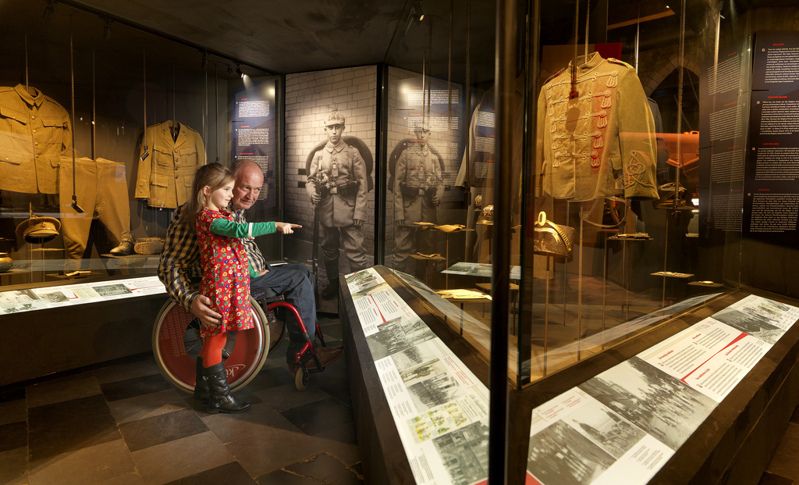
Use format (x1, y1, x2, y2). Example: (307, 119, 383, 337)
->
(535, 52, 658, 201)
(135, 121, 206, 209)
(394, 142, 443, 222)
(0, 85, 71, 194)
(306, 140, 368, 227)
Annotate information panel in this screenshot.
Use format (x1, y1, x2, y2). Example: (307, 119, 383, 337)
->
(743, 32, 799, 244)
(231, 79, 277, 209)
(525, 294, 799, 484)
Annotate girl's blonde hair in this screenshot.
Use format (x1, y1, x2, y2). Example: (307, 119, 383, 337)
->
(179, 162, 234, 227)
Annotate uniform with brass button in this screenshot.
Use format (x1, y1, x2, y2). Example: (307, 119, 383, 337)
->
(305, 111, 369, 296)
(393, 123, 444, 272)
(535, 52, 658, 202)
(0, 84, 71, 194)
(135, 121, 207, 209)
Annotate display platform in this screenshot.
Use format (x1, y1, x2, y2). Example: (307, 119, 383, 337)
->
(343, 267, 799, 484)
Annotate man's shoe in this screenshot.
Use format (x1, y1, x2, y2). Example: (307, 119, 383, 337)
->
(109, 240, 134, 256)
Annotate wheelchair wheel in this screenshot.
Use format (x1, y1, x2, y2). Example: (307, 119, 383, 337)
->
(152, 296, 270, 393)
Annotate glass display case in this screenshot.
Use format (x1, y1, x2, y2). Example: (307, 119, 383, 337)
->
(0, 0, 278, 294)
(340, 0, 799, 483)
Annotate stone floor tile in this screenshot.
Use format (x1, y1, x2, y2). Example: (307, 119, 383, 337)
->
(120, 409, 208, 451)
(281, 397, 354, 437)
(765, 422, 799, 482)
(28, 395, 119, 464)
(130, 431, 235, 484)
(27, 439, 135, 485)
(256, 468, 321, 484)
(26, 375, 102, 408)
(164, 461, 256, 484)
(101, 374, 173, 402)
(107, 387, 192, 425)
(285, 453, 363, 484)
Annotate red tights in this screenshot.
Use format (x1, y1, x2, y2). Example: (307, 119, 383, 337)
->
(200, 333, 227, 367)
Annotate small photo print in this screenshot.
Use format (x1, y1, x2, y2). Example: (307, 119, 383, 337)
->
(92, 284, 132, 297)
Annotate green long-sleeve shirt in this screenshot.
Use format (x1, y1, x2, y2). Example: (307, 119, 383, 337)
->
(209, 219, 276, 277)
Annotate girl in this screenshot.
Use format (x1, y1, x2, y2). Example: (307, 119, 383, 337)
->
(187, 162, 296, 413)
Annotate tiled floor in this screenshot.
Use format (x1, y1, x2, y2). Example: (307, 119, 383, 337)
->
(0, 317, 362, 485)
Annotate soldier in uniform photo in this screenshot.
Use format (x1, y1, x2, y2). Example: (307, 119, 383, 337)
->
(306, 111, 368, 298)
(392, 122, 444, 272)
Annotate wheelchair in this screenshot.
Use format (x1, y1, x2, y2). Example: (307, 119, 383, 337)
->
(152, 288, 326, 393)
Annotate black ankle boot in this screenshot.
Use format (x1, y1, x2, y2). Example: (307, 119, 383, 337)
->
(203, 363, 250, 414)
(193, 357, 209, 402)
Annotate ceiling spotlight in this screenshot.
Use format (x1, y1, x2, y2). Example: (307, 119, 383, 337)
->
(236, 65, 244, 79)
(412, 0, 425, 22)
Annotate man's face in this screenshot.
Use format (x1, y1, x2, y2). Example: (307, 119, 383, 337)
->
(232, 169, 264, 210)
(325, 123, 344, 145)
(415, 129, 430, 144)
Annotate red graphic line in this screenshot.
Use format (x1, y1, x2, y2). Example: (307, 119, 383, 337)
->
(680, 332, 748, 382)
(370, 294, 389, 323)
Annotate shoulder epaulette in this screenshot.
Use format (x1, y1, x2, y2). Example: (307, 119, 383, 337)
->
(542, 67, 567, 86)
(607, 58, 634, 70)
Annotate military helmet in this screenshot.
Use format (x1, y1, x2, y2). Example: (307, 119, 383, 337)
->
(324, 110, 346, 127)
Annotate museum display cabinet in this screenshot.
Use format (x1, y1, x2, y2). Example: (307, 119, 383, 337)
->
(2, 0, 799, 483)
(0, 0, 280, 383)
(339, 0, 799, 483)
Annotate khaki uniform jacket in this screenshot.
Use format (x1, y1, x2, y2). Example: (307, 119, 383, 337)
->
(394, 142, 443, 223)
(135, 121, 206, 208)
(535, 53, 658, 201)
(0, 85, 71, 194)
(306, 141, 368, 227)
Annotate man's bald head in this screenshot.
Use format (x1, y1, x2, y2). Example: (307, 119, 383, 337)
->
(231, 160, 264, 210)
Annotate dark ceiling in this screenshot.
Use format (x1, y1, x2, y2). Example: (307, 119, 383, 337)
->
(64, 0, 497, 81)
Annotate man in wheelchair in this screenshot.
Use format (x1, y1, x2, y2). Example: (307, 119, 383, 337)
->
(158, 160, 343, 401)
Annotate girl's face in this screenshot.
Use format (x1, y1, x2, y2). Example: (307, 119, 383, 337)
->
(205, 180, 235, 211)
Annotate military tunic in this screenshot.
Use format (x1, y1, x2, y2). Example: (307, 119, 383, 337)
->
(393, 142, 443, 270)
(135, 121, 207, 209)
(535, 52, 658, 201)
(0, 85, 71, 194)
(306, 140, 369, 278)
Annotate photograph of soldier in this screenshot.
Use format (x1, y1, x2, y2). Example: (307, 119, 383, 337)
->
(305, 110, 370, 299)
(390, 122, 444, 273)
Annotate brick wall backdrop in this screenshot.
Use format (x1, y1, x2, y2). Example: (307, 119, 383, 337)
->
(284, 66, 377, 270)
(384, 67, 466, 267)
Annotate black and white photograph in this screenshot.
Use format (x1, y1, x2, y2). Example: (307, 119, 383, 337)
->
(527, 420, 616, 485)
(37, 290, 69, 303)
(284, 66, 377, 312)
(432, 421, 489, 485)
(366, 317, 435, 361)
(579, 357, 717, 450)
(399, 358, 449, 387)
(0, 289, 41, 314)
(391, 339, 442, 372)
(92, 283, 133, 297)
(406, 373, 462, 411)
(711, 308, 785, 344)
(345, 269, 382, 296)
(563, 401, 647, 460)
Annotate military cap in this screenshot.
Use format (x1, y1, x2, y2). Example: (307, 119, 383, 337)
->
(324, 110, 346, 127)
(16, 215, 61, 244)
